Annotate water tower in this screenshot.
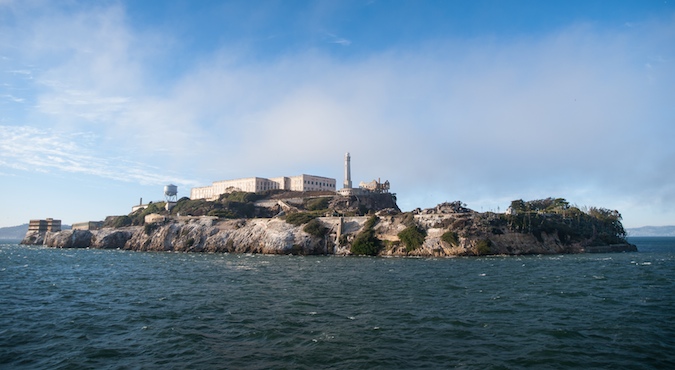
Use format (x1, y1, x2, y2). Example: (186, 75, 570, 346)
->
(164, 184, 178, 202)
(164, 184, 178, 212)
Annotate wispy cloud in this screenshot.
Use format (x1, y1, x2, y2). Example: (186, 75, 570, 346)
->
(1, 94, 23, 103)
(0, 125, 199, 187)
(2, 2, 674, 226)
(325, 32, 351, 46)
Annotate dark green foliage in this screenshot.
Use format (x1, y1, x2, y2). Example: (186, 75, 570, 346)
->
(132, 202, 167, 225)
(305, 197, 330, 211)
(144, 222, 159, 235)
(364, 215, 380, 230)
(398, 225, 427, 252)
(351, 215, 382, 256)
(351, 229, 382, 256)
(170, 193, 259, 219)
(285, 212, 317, 226)
(441, 231, 459, 246)
(219, 191, 263, 204)
(110, 215, 132, 228)
(171, 198, 210, 217)
(510, 197, 570, 214)
(303, 219, 328, 238)
(504, 199, 628, 245)
(207, 209, 237, 218)
(476, 239, 492, 255)
(223, 201, 256, 218)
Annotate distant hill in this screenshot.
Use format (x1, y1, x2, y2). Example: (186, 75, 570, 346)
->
(0, 224, 28, 239)
(627, 226, 675, 237)
(0, 223, 72, 240)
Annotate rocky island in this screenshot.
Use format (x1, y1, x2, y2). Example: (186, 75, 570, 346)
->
(21, 191, 636, 256)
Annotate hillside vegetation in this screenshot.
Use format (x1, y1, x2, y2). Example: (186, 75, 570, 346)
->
(35, 194, 634, 256)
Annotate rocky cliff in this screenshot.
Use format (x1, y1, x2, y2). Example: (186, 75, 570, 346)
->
(22, 203, 637, 256)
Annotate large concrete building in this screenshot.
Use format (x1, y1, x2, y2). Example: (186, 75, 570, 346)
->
(28, 218, 61, 232)
(190, 174, 336, 201)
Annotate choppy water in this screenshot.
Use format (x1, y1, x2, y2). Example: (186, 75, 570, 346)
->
(1, 237, 674, 369)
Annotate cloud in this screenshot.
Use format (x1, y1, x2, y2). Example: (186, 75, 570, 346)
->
(2, 2, 673, 226)
(0, 125, 199, 187)
(1, 94, 23, 103)
(325, 32, 352, 46)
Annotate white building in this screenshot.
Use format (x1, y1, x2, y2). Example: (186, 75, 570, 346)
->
(190, 174, 336, 201)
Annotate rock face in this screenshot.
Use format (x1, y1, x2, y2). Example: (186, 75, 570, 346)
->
(22, 209, 637, 256)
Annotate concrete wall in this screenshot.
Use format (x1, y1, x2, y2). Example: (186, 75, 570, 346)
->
(72, 221, 103, 231)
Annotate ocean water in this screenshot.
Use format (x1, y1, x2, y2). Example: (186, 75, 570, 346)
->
(1, 237, 674, 369)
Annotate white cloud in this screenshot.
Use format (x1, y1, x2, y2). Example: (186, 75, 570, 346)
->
(2, 2, 673, 226)
(325, 32, 352, 46)
(0, 125, 199, 187)
(1, 94, 24, 103)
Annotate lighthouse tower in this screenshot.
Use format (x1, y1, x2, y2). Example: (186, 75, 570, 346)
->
(344, 152, 352, 189)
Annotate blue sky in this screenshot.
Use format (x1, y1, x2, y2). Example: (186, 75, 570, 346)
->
(1, 0, 674, 228)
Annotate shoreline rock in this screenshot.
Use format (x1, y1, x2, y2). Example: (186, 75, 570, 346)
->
(21, 214, 638, 256)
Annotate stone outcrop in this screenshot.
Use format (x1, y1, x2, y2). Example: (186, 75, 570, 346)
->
(43, 229, 93, 249)
(22, 209, 637, 256)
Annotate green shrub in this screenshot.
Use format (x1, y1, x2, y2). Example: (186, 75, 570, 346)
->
(305, 197, 330, 211)
(441, 231, 459, 246)
(350, 215, 382, 256)
(476, 239, 492, 255)
(285, 212, 317, 226)
(112, 215, 132, 228)
(351, 229, 382, 256)
(208, 209, 237, 218)
(364, 215, 380, 229)
(223, 201, 256, 218)
(398, 225, 427, 252)
(219, 191, 262, 203)
(303, 219, 328, 238)
(132, 202, 167, 225)
(144, 223, 159, 235)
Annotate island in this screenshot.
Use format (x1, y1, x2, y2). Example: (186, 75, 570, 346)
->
(21, 191, 636, 256)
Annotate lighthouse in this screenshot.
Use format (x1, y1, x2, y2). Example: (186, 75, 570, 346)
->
(344, 152, 352, 189)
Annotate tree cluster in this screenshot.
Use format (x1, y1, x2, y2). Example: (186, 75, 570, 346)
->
(351, 215, 382, 256)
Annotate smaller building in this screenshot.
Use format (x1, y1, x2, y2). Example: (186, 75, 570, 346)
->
(144, 213, 166, 224)
(72, 221, 103, 231)
(28, 218, 61, 232)
(337, 187, 367, 196)
(359, 179, 391, 193)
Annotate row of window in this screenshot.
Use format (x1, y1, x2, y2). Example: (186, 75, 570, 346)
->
(304, 180, 335, 188)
